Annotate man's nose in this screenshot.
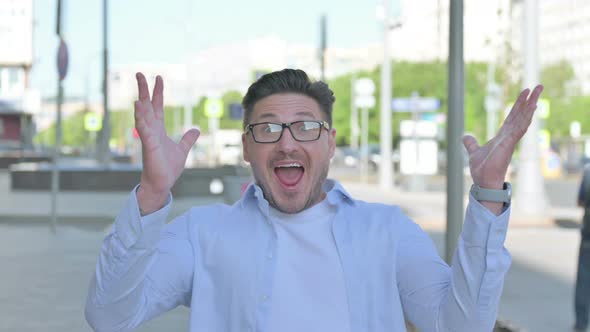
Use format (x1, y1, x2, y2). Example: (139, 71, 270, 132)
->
(276, 127, 298, 152)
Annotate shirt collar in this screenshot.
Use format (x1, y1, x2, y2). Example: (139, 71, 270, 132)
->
(240, 178, 356, 216)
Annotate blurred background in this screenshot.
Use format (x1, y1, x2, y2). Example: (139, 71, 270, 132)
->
(1, 0, 589, 331)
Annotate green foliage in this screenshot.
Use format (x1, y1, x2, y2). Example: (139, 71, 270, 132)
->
(541, 60, 576, 99)
(328, 61, 490, 146)
(545, 96, 590, 137)
(35, 60, 589, 150)
(34, 109, 135, 148)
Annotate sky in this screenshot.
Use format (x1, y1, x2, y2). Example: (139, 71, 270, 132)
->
(31, 0, 400, 100)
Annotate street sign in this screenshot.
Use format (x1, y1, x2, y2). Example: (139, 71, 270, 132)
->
(229, 103, 243, 120)
(354, 78, 376, 96)
(57, 38, 68, 81)
(570, 121, 581, 138)
(400, 120, 437, 138)
(353, 78, 376, 109)
(392, 97, 441, 112)
(400, 139, 438, 175)
(354, 96, 376, 109)
(84, 113, 102, 132)
(204, 98, 223, 118)
(538, 98, 550, 119)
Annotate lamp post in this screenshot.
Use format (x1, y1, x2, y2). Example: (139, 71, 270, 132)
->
(514, 0, 549, 222)
(377, 0, 401, 190)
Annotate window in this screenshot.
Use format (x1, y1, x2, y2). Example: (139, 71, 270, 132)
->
(8, 67, 19, 86)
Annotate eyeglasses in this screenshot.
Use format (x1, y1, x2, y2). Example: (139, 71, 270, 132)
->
(244, 120, 330, 143)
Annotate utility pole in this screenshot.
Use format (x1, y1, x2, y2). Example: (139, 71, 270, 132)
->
(445, 0, 464, 263)
(514, 0, 549, 221)
(379, 0, 394, 190)
(183, 0, 193, 161)
(320, 14, 327, 82)
(97, 0, 110, 164)
(350, 75, 359, 150)
(51, 0, 67, 232)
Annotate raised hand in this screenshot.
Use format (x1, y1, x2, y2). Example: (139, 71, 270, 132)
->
(463, 85, 543, 213)
(134, 73, 200, 214)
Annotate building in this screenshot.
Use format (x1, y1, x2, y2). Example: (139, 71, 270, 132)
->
(537, 0, 590, 93)
(387, 0, 512, 63)
(0, 0, 40, 150)
(109, 36, 383, 110)
(393, 0, 590, 94)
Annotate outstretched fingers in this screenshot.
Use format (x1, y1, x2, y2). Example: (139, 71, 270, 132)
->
(504, 88, 530, 125)
(152, 75, 164, 120)
(463, 134, 480, 155)
(136, 72, 150, 102)
(500, 85, 544, 138)
(178, 129, 201, 155)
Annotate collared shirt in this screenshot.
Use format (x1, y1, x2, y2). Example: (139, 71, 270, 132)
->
(85, 179, 512, 332)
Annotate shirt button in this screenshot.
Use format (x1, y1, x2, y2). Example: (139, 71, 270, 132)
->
(261, 295, 268, 301)
(266, 253, 273, 260)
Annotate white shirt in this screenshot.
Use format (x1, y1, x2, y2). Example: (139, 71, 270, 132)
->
(267, 199, 351, 332)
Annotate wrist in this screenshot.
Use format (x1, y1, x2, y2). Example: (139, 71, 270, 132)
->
(137, 183, 170, 216)
(473, 180, 504, 190)
(470, 182, 511, 216)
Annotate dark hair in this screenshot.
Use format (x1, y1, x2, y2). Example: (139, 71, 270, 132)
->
(241, 69, 335, 129)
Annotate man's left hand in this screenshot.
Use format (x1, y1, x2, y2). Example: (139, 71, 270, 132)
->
(463, 85, 543, 214)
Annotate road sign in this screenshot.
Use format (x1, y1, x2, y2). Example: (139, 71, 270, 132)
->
(353, 78, 376, 109)
(205, 98, 223, 118)
(400, 120, 437, 138)
(399, 139, 438, 175)
(229, 103, 243, 120)
(84, 113, 102, 132)
(354, 96, 376, 109)
(538, 98, 550, 119)
(354, 78, 376, 96)
(392, 97, 440, 112)
(571, 121, 581, 138)
(57, 38, 68, 81)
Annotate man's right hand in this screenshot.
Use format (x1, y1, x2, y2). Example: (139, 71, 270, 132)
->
(134, 73, 200, 215)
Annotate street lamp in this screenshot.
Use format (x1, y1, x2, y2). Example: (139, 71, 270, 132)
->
(377, 0, 402, 190)
(514, 0, 549, 223)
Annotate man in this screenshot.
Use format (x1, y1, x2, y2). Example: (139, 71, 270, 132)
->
(575, 163, 590, 332)
(85, 69, 543, 332)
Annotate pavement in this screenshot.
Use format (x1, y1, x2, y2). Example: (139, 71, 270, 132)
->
(0, 169, 586, 332)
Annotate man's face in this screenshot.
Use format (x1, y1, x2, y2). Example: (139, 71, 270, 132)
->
(242, 93, 336, 214)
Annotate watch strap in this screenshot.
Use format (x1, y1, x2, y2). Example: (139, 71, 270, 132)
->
(470, 182, 512, 203)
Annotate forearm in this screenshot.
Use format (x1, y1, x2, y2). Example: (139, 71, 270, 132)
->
(85, 187, 171, 331)
(439, 196, 511, 331)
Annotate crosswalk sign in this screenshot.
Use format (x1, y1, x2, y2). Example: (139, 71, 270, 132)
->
(204, 98, 223, 118)
(84, 113, 102, 132)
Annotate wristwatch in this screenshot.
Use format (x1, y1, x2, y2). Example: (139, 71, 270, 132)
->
(470, 182, 512, 204)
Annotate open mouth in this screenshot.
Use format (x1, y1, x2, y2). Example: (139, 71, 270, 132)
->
(274, 162, 305, 188)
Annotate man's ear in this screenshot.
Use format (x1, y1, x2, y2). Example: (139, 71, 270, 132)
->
(328, 128, 336, 159)
(242, 133, 250, 162)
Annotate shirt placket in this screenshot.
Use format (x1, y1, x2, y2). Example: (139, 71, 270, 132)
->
(253, 212, 278, 332)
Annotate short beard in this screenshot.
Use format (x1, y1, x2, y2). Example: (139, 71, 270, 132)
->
(256, 161, 330, 214)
